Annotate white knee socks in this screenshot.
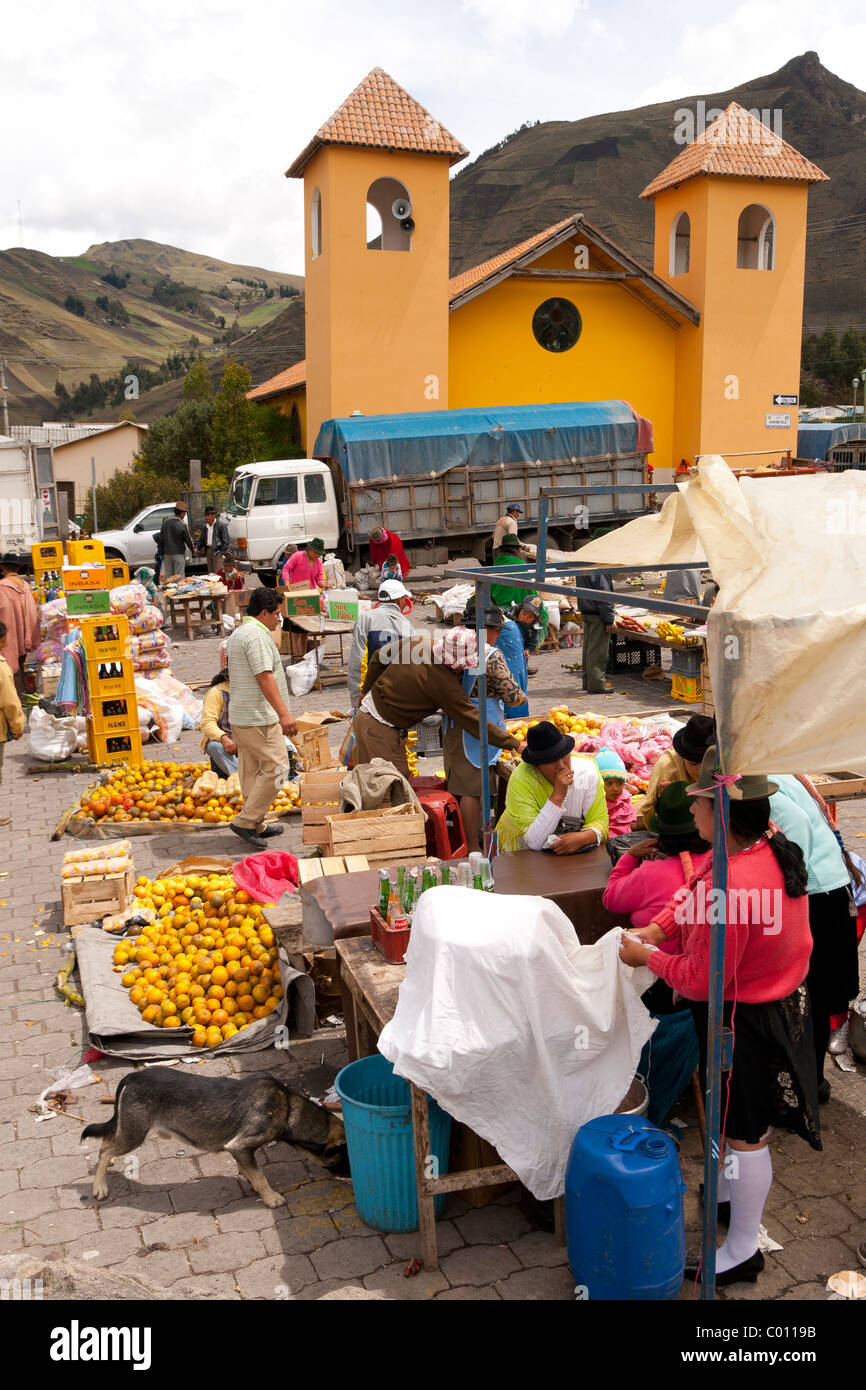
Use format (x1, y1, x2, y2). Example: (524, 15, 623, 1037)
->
(716, 1144, 772, 1273)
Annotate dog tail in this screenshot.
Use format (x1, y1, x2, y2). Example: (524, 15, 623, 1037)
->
(80, 1073, 129, 1142)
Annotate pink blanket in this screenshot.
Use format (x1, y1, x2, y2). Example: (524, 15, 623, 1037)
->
(232, 851, 299, 904)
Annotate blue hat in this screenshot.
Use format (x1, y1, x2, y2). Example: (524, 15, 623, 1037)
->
(595, 746, 626, 779)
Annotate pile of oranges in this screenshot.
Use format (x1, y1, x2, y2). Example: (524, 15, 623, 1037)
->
(114, 871, 282, 1048)
(500, 707, 605, 763)
(73, 761, 300, 825)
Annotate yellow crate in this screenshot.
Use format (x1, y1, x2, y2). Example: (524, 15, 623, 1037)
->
(87, 725, 143, 766)
(31, 540, 64, 569)
(67, 538, 105, 565)
(671, 672, 703, 704)
(90, 691, 139, 736)
(63, 564, 108, 591)
(80, 614, 130, 663)
(106, 560, 129, 589)
(87, 657, 136, 700)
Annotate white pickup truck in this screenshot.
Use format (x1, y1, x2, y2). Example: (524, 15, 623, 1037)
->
(94, 504, 206, 570)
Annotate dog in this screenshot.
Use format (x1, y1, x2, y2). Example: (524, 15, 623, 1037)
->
(81, 1067, 347, 1208)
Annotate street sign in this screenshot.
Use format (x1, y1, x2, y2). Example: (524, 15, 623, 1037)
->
(765, 413, 792, 429)
(773, 393, 798, 406)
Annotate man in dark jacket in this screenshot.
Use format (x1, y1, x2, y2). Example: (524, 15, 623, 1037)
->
(577, 571, 615, 693)
(158, 504, 195, 583)
(195, 507, 230, 572)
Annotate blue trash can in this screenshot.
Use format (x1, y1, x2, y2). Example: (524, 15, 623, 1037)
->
(335, 1054, 452, 1233)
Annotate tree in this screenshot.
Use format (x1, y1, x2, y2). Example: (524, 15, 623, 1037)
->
(183, 355, 213, 401)
(210, 358, 261, 473)
(64, 294, 86, 317)
(83, 466, 186, 531)
(138, 399, 215, 477)
(254, 403, 304, 460)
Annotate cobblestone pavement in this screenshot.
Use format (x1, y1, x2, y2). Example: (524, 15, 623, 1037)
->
(0, 600, 863, 1300)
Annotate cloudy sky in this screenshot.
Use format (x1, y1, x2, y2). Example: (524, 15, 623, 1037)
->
(3, 0, 865, 274)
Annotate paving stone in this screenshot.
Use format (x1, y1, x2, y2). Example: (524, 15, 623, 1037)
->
(294, 1279, 385, 1300)
(384, 1221, 463, 1260)
(495, 1264, 576, 1300)
(167, 1273, 241, 1299)
(310, 1234, 390, 1281)
(436, 1284, 502, 1300)
(774, 1235, 861, 1284)
(259, 1215, 341, 1257)
(24, 1207, 100, 1244)
(63, 1227, 144, 1266)
(216, 1200, 292, 1233)
(16, 1030, 79, 1055)
(0, 1055, 44, 1080)
(283, 1178, 356, 1217)
(716, 1258, 795, 1301)
(362, 1262, 449, 1300)
(772, 1195, 860, 1240)
(20, 1155, 90, 1189)
(116, 1247, 192, 1287)
(50, 1127, 96, 1157)
(169, 1176, 244, 1212)
(776, 1282, 829, 1300)
(234, 1253, 318, 1300)
(453, 1203, 532, 1246)
(0, 1170, 20, 1197)
(145, 1211, 220, 1248)
(97, 1191, 174, 1227)
(135, 1158, 203, 1188)
(187, 1230, 268, 1275)
(196, 1152, 238, 1178)
(256, 1159, 309, 1190)
(330, 1204, 375, 1234)
(439, 1243, 520, 1287)
(508, 1230, 571, 1269)
(0, 1137, 54, 1168)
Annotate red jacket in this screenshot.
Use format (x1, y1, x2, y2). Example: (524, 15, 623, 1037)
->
(369, 530, 410, 578)
(646, 836, 812, 1003)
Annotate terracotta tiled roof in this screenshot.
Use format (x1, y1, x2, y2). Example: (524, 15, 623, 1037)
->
(286, 68, 468, 178)
(641, 102, 828, 199)
(246, 360, 307, 401)
(448, 218, 576, 298)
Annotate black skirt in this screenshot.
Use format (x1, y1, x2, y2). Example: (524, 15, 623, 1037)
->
(807, 885, 860, 1015)
(691, 986, 821, 1150)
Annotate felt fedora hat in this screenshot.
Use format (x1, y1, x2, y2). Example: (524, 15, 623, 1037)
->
(307, 537, 325, 555)
(465, 598, 506, 628)
(522, 719, 575, 766)
(498, 533, 523, 554)
(648, 781, 698, 835)
(687, 746, 778, 800)
(672, 714, 716, 764)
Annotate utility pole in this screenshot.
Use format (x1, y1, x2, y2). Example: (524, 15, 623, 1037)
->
(0, 359, 9, 435)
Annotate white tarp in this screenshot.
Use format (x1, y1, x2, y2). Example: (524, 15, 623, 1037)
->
(570, 457, 866, 775)
(377, 887, 655, 1200)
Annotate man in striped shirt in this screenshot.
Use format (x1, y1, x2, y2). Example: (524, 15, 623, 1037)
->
(226, 588, 298, 851)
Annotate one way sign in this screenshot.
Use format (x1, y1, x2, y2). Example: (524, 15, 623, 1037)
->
(773, 393, 798, 406)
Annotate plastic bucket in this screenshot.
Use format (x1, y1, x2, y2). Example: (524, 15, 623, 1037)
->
(335, 1054, 452, 1233)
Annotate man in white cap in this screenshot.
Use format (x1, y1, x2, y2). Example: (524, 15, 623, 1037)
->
(347, 578, 414, 710)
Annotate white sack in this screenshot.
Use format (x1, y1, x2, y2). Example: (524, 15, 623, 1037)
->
(439, 582, 474, 620)
(287, 648, 319, 698)
(28, 706, 81, 761)
(377, 887, 655, 1200)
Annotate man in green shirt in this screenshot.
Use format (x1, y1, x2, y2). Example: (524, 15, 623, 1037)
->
(226, 588, 298, 850)
(490, 533, 538, 610)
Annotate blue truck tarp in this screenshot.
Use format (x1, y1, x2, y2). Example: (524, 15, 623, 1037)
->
(797, 422, 866, 461)
(314, 400, 652, 484)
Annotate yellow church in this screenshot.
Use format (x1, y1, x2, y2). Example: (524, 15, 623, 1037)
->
(248, 68, 828, 474)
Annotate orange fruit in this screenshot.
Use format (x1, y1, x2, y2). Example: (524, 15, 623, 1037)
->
(163, 1015, 181, 1029)
(223, 997, 238, 1016)
(210, 1008, 228, 1028)
(237, 994, 255, 1013)
(211, 966, 228, 986)
(205, 1026, 222, 1048)
(192, 1027, 207, 1048)
(252, 1005, 268, 1020)
(141, 1004, 160, 1024)
(251, 983, 269, 1005)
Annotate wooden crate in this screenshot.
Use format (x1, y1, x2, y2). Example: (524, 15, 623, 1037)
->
(326, 804, 427, 869)
(298, 855, 369, 884)
(295, 725, 335, 771)
(300, 768, 348, 847)
(62, 864, 135, 927)
(700, 661, 714, 716)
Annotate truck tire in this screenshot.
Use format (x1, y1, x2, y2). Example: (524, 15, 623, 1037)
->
(255, 570, 278, 589)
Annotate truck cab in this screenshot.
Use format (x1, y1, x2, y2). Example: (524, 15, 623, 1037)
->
(225, 460, 340, 579)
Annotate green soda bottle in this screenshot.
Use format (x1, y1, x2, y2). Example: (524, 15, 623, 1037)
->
(377, 869, 390, 918)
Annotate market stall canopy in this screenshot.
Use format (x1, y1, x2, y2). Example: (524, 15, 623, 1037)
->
(570, 456, 866, 775)
(314, 401, 653, 485)
(559, 484, 706, 568)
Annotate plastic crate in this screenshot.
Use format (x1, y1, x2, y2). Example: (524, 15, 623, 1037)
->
(86, 725, 143, 766)
(370, 905, 412, 964)
(409, 714, 443, 754)
(671, 673, 703, 704)
(106, 560, 130, 589)
(80, 615, 130, 663)
(67, 538, 105, 565)
(607, 635, 657, 673)
(670, 645, 702, 678)
(90, 692, 139, 736)
(87, 658, 136, 699)
(31, 540, 64, 569)
(63, 564, 108, 591)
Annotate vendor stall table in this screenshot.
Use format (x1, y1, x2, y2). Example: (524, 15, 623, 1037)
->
(164, 592, 225, 640)
(287, 616, 354, 688)
(336, 936, 529, 1271)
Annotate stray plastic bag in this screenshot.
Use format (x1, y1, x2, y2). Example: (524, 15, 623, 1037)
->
(38, 1063, 99, 1114)
(28, 706, 84, 761)
(134, 676, 185, 742)
(222, 612, 236, 635)
(192, 769, 220, 798)
(287, 648, 319, 698)
(324, 555, 346, 589)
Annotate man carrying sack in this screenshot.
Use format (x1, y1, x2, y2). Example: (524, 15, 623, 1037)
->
(226, 588, 298, 851)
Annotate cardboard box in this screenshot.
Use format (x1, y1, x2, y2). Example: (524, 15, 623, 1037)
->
(295, 711, 347, 732)
(295, 725, 335, 771)
(326, 595, 359, 623)
(67, 589, 112, 617)
(282, 586, 321, 619)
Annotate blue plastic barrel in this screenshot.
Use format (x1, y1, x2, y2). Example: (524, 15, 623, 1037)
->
(335, 1054, 452, 1233)
(565, 1113, 685, 1300)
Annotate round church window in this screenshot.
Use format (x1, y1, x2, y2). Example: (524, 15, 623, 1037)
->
(532, 298, 581, 353)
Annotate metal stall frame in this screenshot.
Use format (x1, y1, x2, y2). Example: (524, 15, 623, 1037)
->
(453, 482, 730, 1301)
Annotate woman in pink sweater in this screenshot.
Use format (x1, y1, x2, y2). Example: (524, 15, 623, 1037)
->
(602, 781, 711, 931)
(619, 751, 818, 1289)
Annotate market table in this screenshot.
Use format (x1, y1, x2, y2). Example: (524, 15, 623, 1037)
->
(336, 936, 541, 1271)
(286, 615, 354, 687)
(301, 850, 626, 945)
(164, 591, 226, 640)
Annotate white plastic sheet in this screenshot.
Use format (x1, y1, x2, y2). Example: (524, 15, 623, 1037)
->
(377, 887, 655, 1199)
(573, 458, 866, 774)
